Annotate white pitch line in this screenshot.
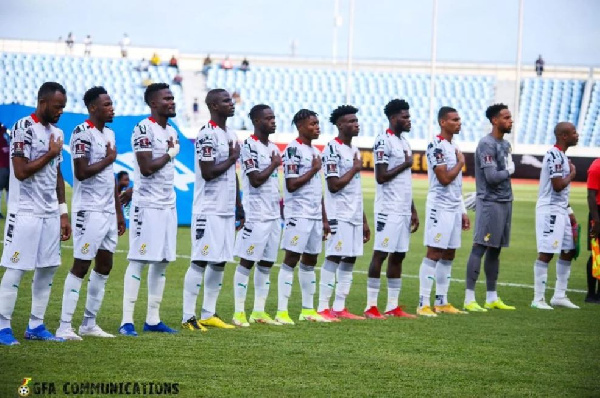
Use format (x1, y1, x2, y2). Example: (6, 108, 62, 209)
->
(55, 245, 587, 294)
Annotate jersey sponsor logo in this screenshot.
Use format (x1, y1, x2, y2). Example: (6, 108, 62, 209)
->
(75, 143, 86, 155)
(201, 245, 210, 255)
(10, 251, 20, 263)
(139, 243, 147, 255)
(81, 243, 90, 254)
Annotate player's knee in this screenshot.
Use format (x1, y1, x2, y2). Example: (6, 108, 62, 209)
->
(283, 251, 301, 267)
(441, 249, 456, 261)
(71, 260, 92, 278)
(538, 253, 554, 263)
(471, 244, 487, 257)
(426, 247, 443, 262)
(341, 257, 356, 264)
(239, 258, 254, 269)
(559, 250, 575, 262)
(326, 255, 342, 263)
(301, 253, 318, 267)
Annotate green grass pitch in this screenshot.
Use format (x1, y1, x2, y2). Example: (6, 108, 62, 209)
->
(0, 175, 598, 397)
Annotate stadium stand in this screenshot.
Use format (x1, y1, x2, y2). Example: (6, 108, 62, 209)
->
(0, 52, 187, 127)
(517, 78, 584, 145)
(581, 81, 600, 147)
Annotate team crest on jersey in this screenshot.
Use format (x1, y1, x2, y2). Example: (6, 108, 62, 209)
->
(246, 245, 255, 255)
(138, 137, 151, 149)
(290, 236, 299, 246)
(10, 251, 20, 263)
(326, 163, 338, 174)
(13, 141, 24, 156)
(139, 244, 147, 255)
(286, 164, 299, 175)
(552, 240, 559, 249)
(434, 233, 442, 243)
(335, 240, 343, 252)
(375, 150, 385, 162)
(244, 159, 256, 170)
(75, 143, 86, 155)
(202, 146, 213, 158)
(381, 238, 389, 248)
(483, 155, 494, 165)
(81, 243, 90, 254)
(202, 245, 210, 255)
(484, 233, 491, 242)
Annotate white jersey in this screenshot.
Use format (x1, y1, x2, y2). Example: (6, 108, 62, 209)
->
(71, 120, 116, 214)
(425, 136, 463, 212)
(373, 130, 412, 215)
(194, 120, 238, 216)
(8, 114, 63, 217)
(131, 117, 177, 209)
(322, 138, 363, 225)
(282, 138, 322, 220)
(240, 135, 280, 221)
(537, 146, 571, 213)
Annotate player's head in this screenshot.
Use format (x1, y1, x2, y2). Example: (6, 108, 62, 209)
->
(384, 99, 411, 133)
(37, 82, 67, 124)
(144, 83, 176, 118)
(205, 89, 235, 118)
(292, 109, 320, 140)
(330, 105, 359, 137)
(554, 122, 579, 148)
(248, 104, 276, 135)
(84, 86, 114, 124)
(116, 171, 130, 190)
(485, 103, 512, 134)
(438, 106, 461, 135)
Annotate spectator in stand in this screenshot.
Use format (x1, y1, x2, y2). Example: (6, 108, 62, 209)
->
(535, 55, 545, 77)
(192, 98, 199, 123)
(84, 35, 92, 56)
(0, 123, 9, 219)
(117, 171, 132, 220)
(150, 53, 161, 66)
(136, 58, 150, 72)
(169, 55, 179, 70)
(172, 73, 183, 86)
(120, 33, 130, 58)
(232, 91, 242, 105)
(586, 158, 600, 304)
(65, 32, 75, 54)
(240, 57, 250, 72)
(221, 56, 233, 70)
(202, 54, 213, 75)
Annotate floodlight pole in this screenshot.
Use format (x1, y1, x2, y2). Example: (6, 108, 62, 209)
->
(333, 0, 341, 64)
(345, 0, 355, 104)
(513, 0, 524, 149)
(427, 0, 439, 141)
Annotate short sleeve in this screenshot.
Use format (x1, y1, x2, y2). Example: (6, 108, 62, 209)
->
(588, 163, 600, 190)
(478, 140, 497, 169)
(197, 132, 216, 162)
(373, 137, 389, 164)
(283, 145, 300, 179)
(547, 152, 564, 179)
(71, 128, 91, 160)
(132, 124, 153, 153)
(241, 141, 259, 175)
(323, 143, 340, 178)
(10, 124, 32, 159)
(426, 142, 446, 169)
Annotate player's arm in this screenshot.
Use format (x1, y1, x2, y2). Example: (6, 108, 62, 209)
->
(551, 160, 576, 192)
(479, 143, 510, 185)
(373, 138, 412, 184)
(114, 181, 126, 236)
(73, 141, 117, 181)
(137, 137, 177, 177)
(247, 150, 280, 188)
(322, 197, 330, 240)
(433, 150, 465, 186)
(327, 153, 362, 193)
(286, 155, 321, 192)
(410, 200, 419, 233)
(12, 130, 63, 181)
(56, 166, 71, 241)
(200, 140, 239, 181)
(235, 173, 245, 230)
(362, 212, 371, 243)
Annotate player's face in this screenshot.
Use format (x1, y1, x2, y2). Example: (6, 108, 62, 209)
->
(155, 89, 176, 118)
(93, 94, 115, 123)
(339, 114, 360, 137)
(119, 175, 130, 189)
(442, 112, 461, 134)
(215, 92, 235, 117)
(495, 109, 513, 134)
(41, 91, 67, 124)
(395, 110, 411, 132)
(565, 125, 579, 147)
(257, 108, 276, 135)
(300, 116, 320, 140)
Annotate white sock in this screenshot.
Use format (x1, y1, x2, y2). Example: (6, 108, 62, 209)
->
(29, 266, 58, 329)
(182, 263, 204, 322)
(435, 259, 452, 306)
(253, 265, 271, 313)
(332, 261, 353, 312)
(81, 271, 108, 328)
(298, 262, 316, 310)
(418, 258, 436, 308)
(554, 259, 571, 299)
(59, 272, 83, 330)
(0, 268, 25, 330)
(201, 263, 225, 320)
(234, 265, 251, 313)
(366, 277, 380, 310)
(277, 264, 294, 312)
(317, 259, 338, 312)
(146, 262, 167, 325)
(465, 289, 476, 304)
(486, 290, 498, 303)
(386, 278, 402, 312)
(122, 261, 144, 325)
(534, 260, 549, 302)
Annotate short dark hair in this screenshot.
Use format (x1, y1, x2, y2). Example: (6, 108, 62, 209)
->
(438, 106, 458, 121)
(116, 171, 129, 181)
(205, 88, 227, 106)
(485, 103, 508, 122)
(384, 99, 410, 118)
(248, 104, 271, 121)
(83, 86, 108, 107)
(144, 83, 170, 105)
(292, 109, 318, 126)
(38, 82, 66, 100)
(329, 105, 359, 125)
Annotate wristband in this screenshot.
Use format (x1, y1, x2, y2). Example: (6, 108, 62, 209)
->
(167, 144, 180, 159)
(567, 206, 574, 215)
(59, 203, 68, 215)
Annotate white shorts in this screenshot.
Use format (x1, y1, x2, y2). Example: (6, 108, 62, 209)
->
(192, 214, 235, 263)
(423, 207, 462, 249)
(234, 219, 282, 262)
(1, 213, 61, 270)
(373, 213, 410, 253)
(325, 220, 364, 257)
(280, 217, 323, 255)
(128, 206, 177, 263)
(73, 211, 118, 260)
(536, 211, 574, 254)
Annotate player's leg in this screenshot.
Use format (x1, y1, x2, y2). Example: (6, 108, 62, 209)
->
(365, 213, 394, 319)
(332, 256, 363, 319)
(0, 268, 26, 345)
(317, 220, 341, 317)
(465, 198, 494, 311)
(56, 258, 91, 340)
(298, 219, 329, 322)
(417, 246, 441, 317)
(384, 215, 415, 318)
(232, 258, 253, 327)
(550, 214, 579, 308)
(433, 211, 465, 314)
(182, 214, 209, 330)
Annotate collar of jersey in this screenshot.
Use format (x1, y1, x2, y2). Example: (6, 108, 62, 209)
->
(553, 144, 565, 153)
(295, 137, 312, 147)
(86, 119, 96, 129)
(386, 129, 397, 136)
(30, 113, 40, 123)
(437, 134, 453, 143)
